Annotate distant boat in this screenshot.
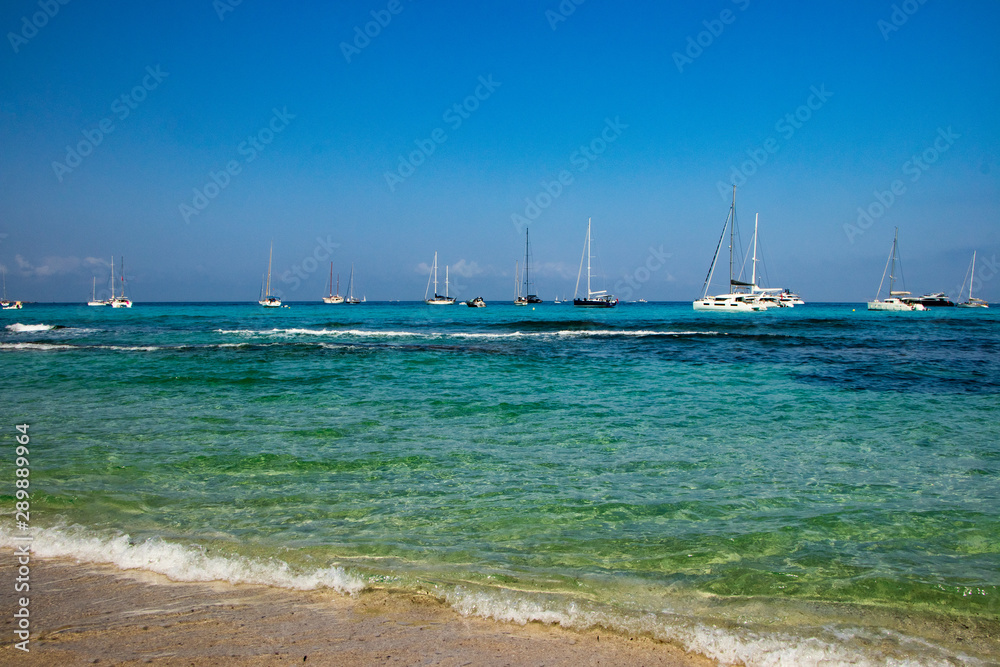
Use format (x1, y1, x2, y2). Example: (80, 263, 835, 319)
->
(513, 260, 527, 306)
(693, 187, 767, 312)
(522, 228, 542, 304)
(868, 228, 925, 312)
(903, 292, 955, 308)
(1, 268, 22, 309)
(465, 296, 486, 307)
(258, 242, 281, 308)
(424, 252, 456, 305)
(87, 275, 108, 306)
(345, 263, 362, 304)
(322, 262, 344, 304)
(573, 218, 617, 308)
(957, 250, 989, 308)
(109, 256, 132, 308)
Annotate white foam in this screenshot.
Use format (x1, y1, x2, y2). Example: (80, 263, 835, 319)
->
(0, 342, 75, 351)
(1, 525, 365, 596)
(5, 323, 57, 332)
(444, 587, 977, 667)
(214, 328, 721, 341)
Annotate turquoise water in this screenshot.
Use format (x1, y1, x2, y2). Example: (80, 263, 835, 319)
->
(2, 302, 998, 664)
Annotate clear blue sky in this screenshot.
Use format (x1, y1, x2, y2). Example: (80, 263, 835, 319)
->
(2, 0, 998, 302)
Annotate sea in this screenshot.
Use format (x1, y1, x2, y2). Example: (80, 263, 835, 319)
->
(2, 301, 998, 665)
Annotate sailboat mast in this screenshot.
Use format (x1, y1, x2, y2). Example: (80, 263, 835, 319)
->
(524, 228, 530, 296)
(329, 262, 333, 297)
(111, 256, 116, 298)
(889, 227, 898, 293)
(445, 265, 450, 298)
(586, 217, 592, 297)
(729, 185, 736, 292)
(970, 250, 977, 300)
(266, 243, 273, 297)
(751, 213, 759, 287)
(433, 252, 438, 295)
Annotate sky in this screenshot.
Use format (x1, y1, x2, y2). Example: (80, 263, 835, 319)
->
(1, 0, 998, 303)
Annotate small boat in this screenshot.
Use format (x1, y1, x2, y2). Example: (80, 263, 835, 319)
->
(957, 251, 989, 308)
(87, 275, 108, 306)
(1, 268, 22, 309)
(109, 256, 132, 308)
(466, 296, 486, 307)
(344, 263, 362, 304)
(868, 228, 925, 312)
(513, 260, 527, 305)
(322, 262, 344, 304)
(424, 252, 456, 304)
(573, 218, 617, 308)
(258, 242, 281, 308)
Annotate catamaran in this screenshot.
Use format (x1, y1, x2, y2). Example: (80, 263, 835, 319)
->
(322, 262, 344, 304)
(868, 228, 925, 311)
(258, 242, 281, 307)
(573, 218, 617, 307)
(109, 256, 132, 308)
(957, 250, 989, 308)
(424, 252, 456, 304)
(693, 186, 767, 312)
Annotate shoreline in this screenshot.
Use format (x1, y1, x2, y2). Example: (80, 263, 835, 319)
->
(1, 557, 715, 666)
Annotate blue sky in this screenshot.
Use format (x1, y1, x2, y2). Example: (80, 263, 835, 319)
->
(1, 0, 998, 302)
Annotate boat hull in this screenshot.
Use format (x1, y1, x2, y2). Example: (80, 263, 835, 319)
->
(868, 298, 925, 311)
(322, 296, 344, 304)
(574, 297, 618, 308)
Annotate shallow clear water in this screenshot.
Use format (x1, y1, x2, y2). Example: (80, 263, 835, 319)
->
(2, 302, 998, 664)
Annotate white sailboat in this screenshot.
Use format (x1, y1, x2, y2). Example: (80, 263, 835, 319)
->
(868, 228, 925, 311)
(344, 263, 361, 304)
(1, 268, 22, 309)
(322, 262, 344, 304)
(258, 242, 281, 307)
(87, 275, 108, 306)
(109, 256, 132, 308)
(513, 260, 527, 305)
(693, 186, 765, 312)
(957, 250, 989, 308)
(573, 218, 617, 308)
(424, 252, 456, 304)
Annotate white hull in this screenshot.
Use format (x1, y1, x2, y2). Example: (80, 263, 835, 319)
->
(693, 295, 765, 311)
(426, 297, 456, 305)
(322, 296, 344, 304)
(957, 299, 988, 308)
(110, 297, 132, 308)
(868, 298, 925, 311)
(87, 300, 108, 307)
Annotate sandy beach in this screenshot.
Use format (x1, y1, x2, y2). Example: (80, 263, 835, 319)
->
(2, 557, 716, 666)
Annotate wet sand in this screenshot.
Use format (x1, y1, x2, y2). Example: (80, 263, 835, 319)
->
(1, 557, 716, 666)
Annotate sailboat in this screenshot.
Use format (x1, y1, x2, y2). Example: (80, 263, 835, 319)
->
(322, 262, 344, 304)
(87, 275, 108, 306)
(957, 251, 989, 308)
(573, 218, 617, 307)
(258, 242, 281, 307)
(1, 268, 22, 309)
(522, 228, 542, 304)
(109, 256, 132, 308)
(693, 186, 767, 312)
(513, 260, 527, 305)
(344, 263, 361, 304)
(868, 228, 925, 311)
(424, 252, 456, 304)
